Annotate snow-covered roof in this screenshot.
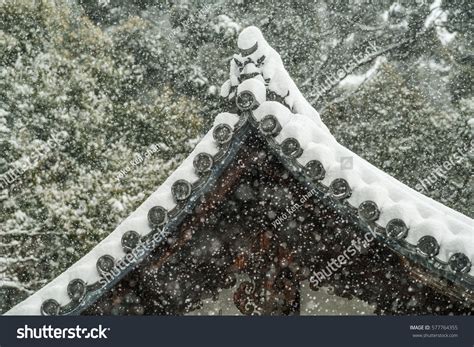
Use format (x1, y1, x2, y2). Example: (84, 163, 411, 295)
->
(6, 26, 473, 315)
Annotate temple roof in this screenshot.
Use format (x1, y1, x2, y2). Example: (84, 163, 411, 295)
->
(6, 26, 473, 315)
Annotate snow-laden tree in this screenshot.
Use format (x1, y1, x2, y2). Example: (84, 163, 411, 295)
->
(1, 0, 472, 313)
(0, 1, 203, 312)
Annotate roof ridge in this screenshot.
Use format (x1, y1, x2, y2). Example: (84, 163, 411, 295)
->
(5, 26, 473, 316)
(220, 26, 331, 135)
(225, 26, 472, 229)
(226, 27, 473, 284)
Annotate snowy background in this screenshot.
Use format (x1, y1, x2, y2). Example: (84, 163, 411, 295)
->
(0, 0, 472, 313)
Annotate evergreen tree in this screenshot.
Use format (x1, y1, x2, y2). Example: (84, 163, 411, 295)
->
(0, 0, 202, 312)
(1, 0, 471, 312)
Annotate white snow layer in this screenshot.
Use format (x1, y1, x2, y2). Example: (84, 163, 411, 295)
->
(6, 26, 473, 315)
(5, 114, 240, 315)
(224, 26, 331, 134)
(253, 102, 473, 266)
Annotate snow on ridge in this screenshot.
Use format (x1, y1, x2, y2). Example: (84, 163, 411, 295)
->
(5, 114, 240, 315)
(234, 26, 473, 275)
(252, 97, 474, 274)
(5, 26, 473, 315)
